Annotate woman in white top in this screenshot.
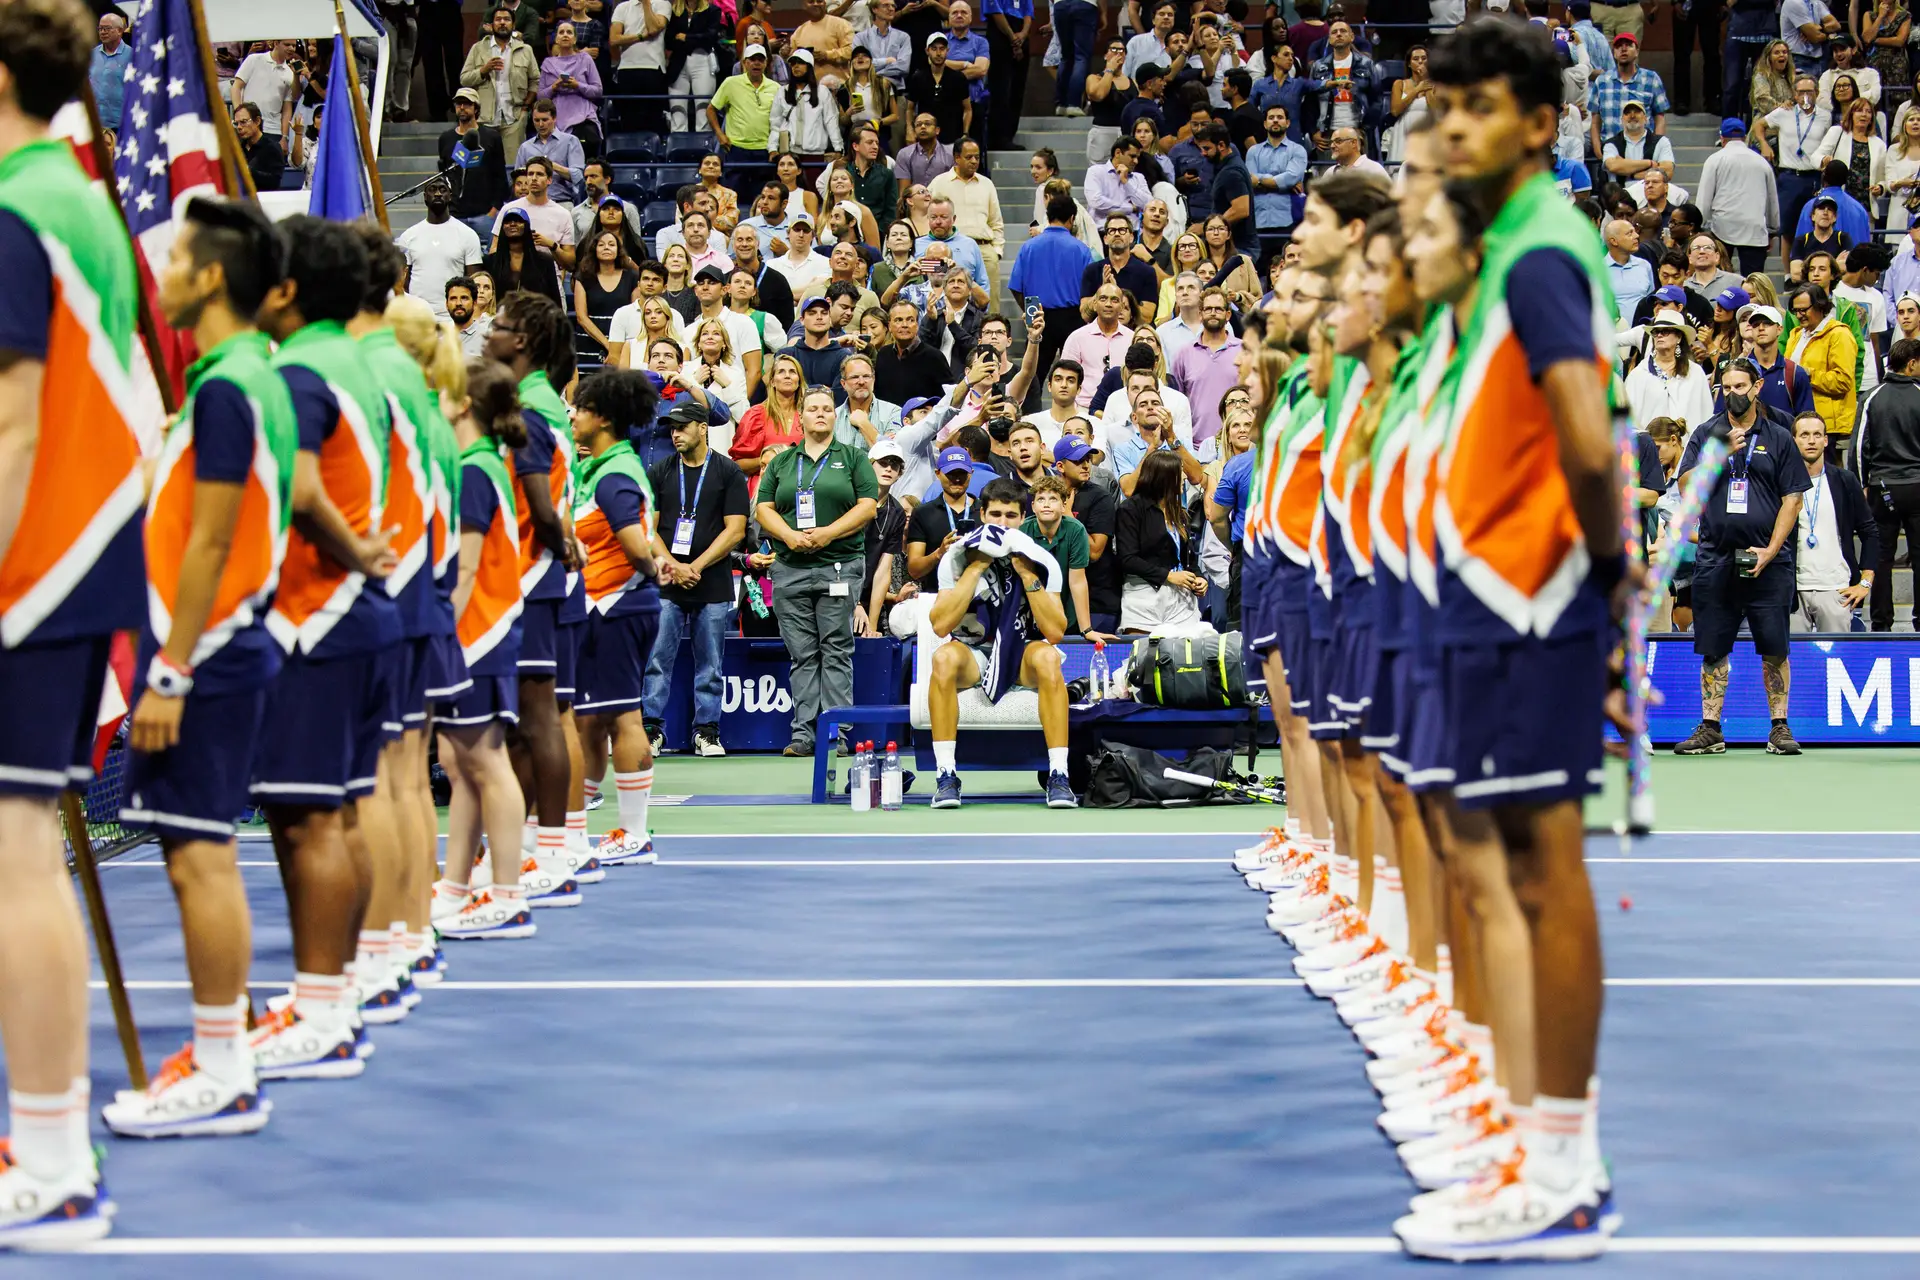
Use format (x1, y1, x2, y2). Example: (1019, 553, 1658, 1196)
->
(1387, 45, 1434, 163)
(1882, 108, 1920, 227)
(1623, 310, 1715, 432)
(1190, 20, 1237, 108)
(1818, 95, 1890, 211)
(773, 149, 822, 222)
(771, 49, 844, 158)
(682, 317, 748, 448)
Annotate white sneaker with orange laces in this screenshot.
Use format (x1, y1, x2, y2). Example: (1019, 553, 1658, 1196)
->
(1232, 829, 1294, 871)
(438, 890, 537, 940)
(1337, 962, 1437, 1025)
(101, 1045, 270, 1139)
(249, 1006, 364, 1081)
(1304, 940, 1401, 997)
(0, 1142, 111, 1251)
(1400, 1104, 1520, 1191)
(521, 855, 582, 908)
(1379, 1066, 1498, 1143)
(596, 827, 656, 866)
(1394, 1154, 1610, 1262)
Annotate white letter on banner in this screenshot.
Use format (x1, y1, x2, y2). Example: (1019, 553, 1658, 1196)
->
(1911, 659, 1920, 726)
(1827, 656, 1891, 730)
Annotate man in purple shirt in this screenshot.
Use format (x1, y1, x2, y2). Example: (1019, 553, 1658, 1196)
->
(1086, 137, 1152, 228)
(895, 111, 956, 201)
(1169, 288, 1243, 447)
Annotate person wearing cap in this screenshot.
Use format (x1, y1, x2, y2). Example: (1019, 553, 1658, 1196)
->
(461, 5, 541, 160)
(1789, 192, 1855, 280)
(1793, 158, 1875, 245)
(1599, 100, 1673, 181)
(1049, 433, 1119, 632)
(780, 293, 855, 396)
(641, 399, 752, 758)
(610, 0, 673, 135)
(1588, 34, 1669, 160)
(1695, 117, 1780, 277)
(1121, 61, 1173, 137)
(906, 34, 973, 147)
(774, 49, 847, 157)
(708, 46, 781, 191)
(768, 212, 834, 295)
(858, 436, 916, 637)
(1625, 308, 1715, 429)
(1816, 35, 1882, 110)
(440, 86, 512, 245)
(572, 162, 644, 248)
(906, 445, 987, 589)
(1729, 302, 1820, 420)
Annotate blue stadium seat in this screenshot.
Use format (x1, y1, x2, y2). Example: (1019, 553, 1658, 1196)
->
(613, 181, 652, 207)
(641, 200, 678, 235)
(603, 131, 659, 163)
(651, 163, 701, 196)
(611, 163, 652, 200)
(665, 131, 716, 163)
(279, 169, 307, 191)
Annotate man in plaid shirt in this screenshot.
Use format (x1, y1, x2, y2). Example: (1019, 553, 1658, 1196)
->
(1587, 32, 1670, 157)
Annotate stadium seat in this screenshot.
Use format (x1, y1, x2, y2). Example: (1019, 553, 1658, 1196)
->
(641, 200, 678, 235)
(611, 164, 652, 200)
(603, 132, 660, 164)
(651, 163, 701, 195)
(665, 131, 715, 163)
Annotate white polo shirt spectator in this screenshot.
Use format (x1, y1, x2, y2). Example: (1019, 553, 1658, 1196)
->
(396, 218, 485, 317)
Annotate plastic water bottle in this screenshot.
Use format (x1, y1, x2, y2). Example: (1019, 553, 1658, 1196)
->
(850, 741, 871, 812)
(1089, 640, 1111, 702)
(881, 741, 903, 810)
(868, 740, 883, 810)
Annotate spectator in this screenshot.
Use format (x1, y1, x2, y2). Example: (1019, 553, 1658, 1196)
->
(515, 99, 587, 204)
(1588, 35, 1669, 160)
(1631, 169, 1681, 224)
(896, 112, 956, 199)
(1591, 0, 1648, 43)
(865, 298, 948, 405)
(1116, 448, 1207, 632)
(1050, 435, 1119, 631)
(630, 338, 729, 468)
(609, 0, 672, 134)
(538, 25, 604, 159)
(1793, 159, 1875, 242)
(939, 0, 992, 158)
(1883, 112, 1920, 231)
(573, 229, 639, 369)
(741, 180, 800, 258)
(915, 197, 991, 300)
(1669, 0, 1723, 116)
(983, 0, 1032, 150)
(232, 39, 299, 148)
(555, 0, 607, 67)
(1286, 0, 1329, 64)
(1202, 123, 1256, 257)
(708, 46, 780, 189)
(1883, 212, 1920, 307)
(1085, 39, 1136, 166)
(1788, 411, 1878, 631)
(1327, 126, 1388, 180)
(915, 269, 982, 377)
(1747, 38, 1796, 123)
(1087, 139, 1154, 231)
(1157, 272, 1204, 353)
(665, 0, 725, 134)
(572, 165, 644, 251)
(1247, 105, 1309, 268)
(906, 446, 984, 589)
(1785, 282, 1861, 445)
(1022, 474, 1093, 633)
(1860, 336, 1920, 628)
(782, 295, 854, 394)
(1009, 195, 1098, 382)
(1604, 217, 1655, 321)
(768, 214, 834, 294)
(1782, 0, 1842, 73)
(793, 0, 857, 87)
(859, 437, 915, 634)
(231, 102, 287, 193)
(929, 140, 1005, 302)
(1673, 359, 1811, 757)
(1682, 231, 1743, 304)
(1170, 288, 1242, 447)
(833, 352, 901, 446)
(859, 0, 912, 95)
(1840, 243, 1893, 396)
(1818, 38, 1883, 109)
(683, 316, 752, 426)
(731, 351, 805, 492)
(486, 208, 565, 302)
(462, 6, 540, 160)
(1061, 282, 1136, 408)
(1600, 99, 1673, 180)
(755, 386, 880, 756)
(643, 402, 751, 756)
(1696, 120, 1780, 280)
(91, 12, 130, 140)
(493, 156, 575, 259)
(1790, 194, 1855, 279)
(1625, 309, 1715, 428)
(1018, 352, 1086, 444)
(1733, 303, 1818, 419)
(1817, 96, 1887, 211)
(1759, 76, 1832, 239)
(1081, 213, 1160, 320)
(1102, 357, 1199, 478)
(1250, 43, 1320, 148)
(441, 89, 512, 244)
(1126, 2, 1178, 80)
(907, 34, 973, 146)
(679, 211, 733, 277)
(1121, 63, 1172, 138)
(1306, 20, 1375, 152)
(1633, 278, 1714, 331)
(445, 276, 492, 357)
(397, 179, 484, 318)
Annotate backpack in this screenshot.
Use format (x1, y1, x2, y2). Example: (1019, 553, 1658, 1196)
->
(1126, 632, 1248, 709)
(1085, 741, 1242, 808)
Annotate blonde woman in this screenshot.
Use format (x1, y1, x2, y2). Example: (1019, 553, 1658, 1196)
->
(730, 351, 806, 494)
(614, 295, 686, 369)
(683, 317, 749, 436)
(1885, 108, 1920, 227)
(660, 242, 696, 321)
(902, 181, 934, 237)
(1155, 231, 1207, 319)
(1749, 40, 1796, 125)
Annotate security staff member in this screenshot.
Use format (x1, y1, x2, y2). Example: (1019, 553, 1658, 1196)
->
(1673, 359, 1813, 758)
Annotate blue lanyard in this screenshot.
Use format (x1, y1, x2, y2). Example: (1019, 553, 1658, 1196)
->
(798, 446, 834, 493)
(1729, 429, 1760, 481)
(946, 497, 974, 532)
(1805, 472, 1824, 547)
(1793, 108, 1816, 159)
(678, 459, 708, 514)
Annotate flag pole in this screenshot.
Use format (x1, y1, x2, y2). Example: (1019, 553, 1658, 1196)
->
(332, 2, 390, 232)
(184, 0, 257, 200)
(79, 86, 180, 419)
(62, 792, 148, 1093)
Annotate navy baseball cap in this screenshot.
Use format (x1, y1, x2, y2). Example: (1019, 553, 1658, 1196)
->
(1653, 285, 1686, 305)
(1715, 286, 1752, 312)
(902, 395, 938, 417)
(1052, 436, 1093, 464)
(937, 446, 974, 474)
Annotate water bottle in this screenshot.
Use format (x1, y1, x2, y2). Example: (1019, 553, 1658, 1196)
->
(850, 741, 871, 811)
(881, 741, 903, 810)
(868, 740, 883, 810)
(1089, 639, 1111, 702)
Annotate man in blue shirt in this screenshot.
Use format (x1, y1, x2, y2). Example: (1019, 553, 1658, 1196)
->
(942, 1, 994, 166)
(1793, 162, 1874, 246)
(1247, 104, 1309, 269)
(1009, 194, 1097, 399)
(916, 198, 990, 300)
(1167, 102, 1216, 222)
(91, 11, 132, 133)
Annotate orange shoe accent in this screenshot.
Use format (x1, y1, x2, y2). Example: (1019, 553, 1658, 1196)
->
(148, 1044, 197, 1094)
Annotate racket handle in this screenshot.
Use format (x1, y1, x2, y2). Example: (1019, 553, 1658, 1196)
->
(1164, 768, 1218, 787)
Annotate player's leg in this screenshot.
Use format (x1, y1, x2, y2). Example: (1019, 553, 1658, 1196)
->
(1380, 775, 1435, 971)
(257, 803, 366, 1078)
(1268, 652, 1330, 841)
(1021, 641, 1077, 808)
(927, 640, 981, 809)
(393, 724, 439, 984)
(437, 674, 537, 940)
(585, 610, 661, 866)
(348, 747, 411, 1022)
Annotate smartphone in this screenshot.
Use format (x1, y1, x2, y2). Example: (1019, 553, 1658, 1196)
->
(1024, 296, 1043, 327)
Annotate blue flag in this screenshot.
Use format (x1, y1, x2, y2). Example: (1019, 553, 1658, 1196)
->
(308, 37, 370, 221)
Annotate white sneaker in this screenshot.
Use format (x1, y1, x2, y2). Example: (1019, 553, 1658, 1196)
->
(249, 1006, 365, 1081)
(562, 844, 606, 884)
(355, 963, 412, 1025)
(1303, 943, 1398, 997)
(584, 792, 604, 811)
(1400, 1107, 1519, 1191)
(0, 1152, 111, 1250)
(430, 886, 469, 927)
(1367, 1036, 1462, 1089)
(1356, 1001, 1454, 1057)
(1232, 829, 1295, 871)
(1293, 931, 1382, 976)
(438, 890, 537, 940)
(521, 856, 582, 908)
(100, 1046, 270, 1139)
(596, 827, 656, 866)
(1394, 1159, 1610, 1262)
(1336, 963, 1436, 1025)
(1061, 105, 1086, 117)
(1379, 1069, 1497, 1143)
(1246, 855, 1321, 892)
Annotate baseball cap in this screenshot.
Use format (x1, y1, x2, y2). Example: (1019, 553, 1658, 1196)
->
(937, 445, 973, 475)
(663, 398, 708, 427)
(790, 212, 814, 231)
(799, 294, 832, 314)
(1813, 194, 1839, 211)
(925, 31, 948, 46)
(1612, 31, 1637, 45)
(789, 47, 815, 65)
(693, 265, 728, 285)
(901, 395, 938, 418)
(1714, 286, 1751, 313)
(1621, 99, 1646, 112)
(1744, 303, 1783, 326)
(454, 87, 481, 105)
(1052, 437, 1093, 464)
(1720, 117, 1747, 139)
(1136, 62, 1169, 83)
(743, 43, 767, 59)
(1653, 285, 1686, 305)
(868, 437, 907, 464)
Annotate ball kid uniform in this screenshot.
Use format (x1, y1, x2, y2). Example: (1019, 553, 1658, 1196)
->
(1307, 355, 1370, 740)
(256, 321, 400, 806)
(1430, 172, 1614, 810)
(1361, 333, 1425, 768)
(124, 334, 297, 841)
(1324, 354, 1376, 735)
(421, 366, 470, 703)
(1397, 307, 1461, 794)
(512, 369, 576, 687)
(1266, 368, 1327, 717)
(0, 139, 146, 798)
(441, 439, 525, 724)
(571, 441, 661, 715)
(361, 327, 442, 729)
(1236, 363, 1301, 689)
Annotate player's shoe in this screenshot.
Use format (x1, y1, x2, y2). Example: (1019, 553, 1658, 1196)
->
(1361, 1002, 1457, 1059)
(1379, 1067, 1498, 1143)
(1367, 1029, 1463, 1088)
(1399, 1103, 1518, 1191)
(0, 1145, 111, 1251)
(356, 965, 413, 1025)
(584, 792, 604, 811)
(438, 890, 537, 940)
(1232, 829, 1300, 872)
(1393, 1156, 1610, 1263)
(406, 942, 445, 988)
(932, 771, 962, 809)
(1246, 851, 1321, 891)
(1044, 771, 1078, 808)
(1304, 940, 1400, 997)
(1275, 897, 1360, 947)
(249, 1006, 365, 1081)
(1377, 1045, 1481, 1106)
(1293, 926, 1383, 976)
(521, 856, 582, 908)
(596, 828, 657, 865)
(100, 1045, 270, 1139)
(561, 845, 606, 884)
(1336, 962, 1435, 1024)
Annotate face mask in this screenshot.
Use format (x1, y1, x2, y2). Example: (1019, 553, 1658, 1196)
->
(1724, 391, 1752, 417)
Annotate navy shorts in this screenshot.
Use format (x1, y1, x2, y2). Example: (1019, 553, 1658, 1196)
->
(1691, 554, 1794, 661)
(1329, 621, 1377, 730)
(518, 597, 562, 677)
(574, 610, 659, 715)
(438, 674, 520, 728)
(0, 637, 111, 798)
(399, 635, 436, 727)
(555, 620, 583, 706)
(1397, 653, 1453, 793)
(122, 687, 268, 842)
(1277, 609, 1314, 713)
(251, 649, 394, 808)
(1307, 636, 1346, 739)
(1441, 632, 1607, 811)
(1240, 544, 1283, 656)
(1364, 646, 1402, 760)
(422, 632, 472, 702)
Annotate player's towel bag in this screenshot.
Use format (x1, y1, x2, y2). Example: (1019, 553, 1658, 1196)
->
(1085, 742, 1238, 808)
(1125, 631, 1247, 709)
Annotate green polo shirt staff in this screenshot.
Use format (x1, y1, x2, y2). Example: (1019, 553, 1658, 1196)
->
(757, 436, 880, 565)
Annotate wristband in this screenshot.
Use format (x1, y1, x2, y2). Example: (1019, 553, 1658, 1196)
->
(146, 652, 195, 699)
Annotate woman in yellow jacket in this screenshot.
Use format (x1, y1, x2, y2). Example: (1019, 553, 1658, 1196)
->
(1785, 283, 1861, 450)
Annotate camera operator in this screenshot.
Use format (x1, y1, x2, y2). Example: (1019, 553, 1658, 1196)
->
(1673, 359, 1813, 757)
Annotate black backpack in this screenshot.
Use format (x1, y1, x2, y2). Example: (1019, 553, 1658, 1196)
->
(1085, 741, 1242, 808)
(1126, 632, 1247, 709)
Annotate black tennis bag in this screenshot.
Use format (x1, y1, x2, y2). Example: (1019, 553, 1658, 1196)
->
(1126, 632, 1247, 709)
(1085, 741, 1239, 808)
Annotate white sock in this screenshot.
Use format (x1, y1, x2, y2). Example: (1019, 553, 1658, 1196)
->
(566, 809, 588, 853)
(1435, 944, 1454, 1007)
(614, 770, 653, 837)
(1461, 1020, 1495, 1078)
(69, 1077, 92, 1168)
(535, 825, 567, 870)
(355, 929, 391, 985)
(1285, 817, 1302, 839)
(932, 740, 957, 772)
(1047, 747, 1069, 775)
(1524, 1095, 1587, 1193)
(293, 971, 351, 1025)
(8, 1086, 83, 1181)
(521, 816, 538, 854)
(193, 997, 249, 1083)
(434, 879, 471, 907)
(1584, 1075, 1605, 1175)
(493, 881, 526, 905)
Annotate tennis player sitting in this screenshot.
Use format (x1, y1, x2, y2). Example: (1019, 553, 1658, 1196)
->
(926, 478, 1078, 811)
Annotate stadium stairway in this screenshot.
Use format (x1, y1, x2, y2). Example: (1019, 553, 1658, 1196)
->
(381, 120, 445, 235)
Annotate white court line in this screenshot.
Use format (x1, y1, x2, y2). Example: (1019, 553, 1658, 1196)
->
(90, 977, 1920, 992)
(1587, 857, 1920, 864)
(73, 1236, 1920, 1257)
(102, 855, 1920, 870)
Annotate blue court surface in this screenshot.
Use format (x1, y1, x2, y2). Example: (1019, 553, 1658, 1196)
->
(10, 830, 1920, 1277)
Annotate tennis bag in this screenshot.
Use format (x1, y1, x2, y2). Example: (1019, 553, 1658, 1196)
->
(1125, 631, 1247, 709)
(1085, 741, 1239, 808)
